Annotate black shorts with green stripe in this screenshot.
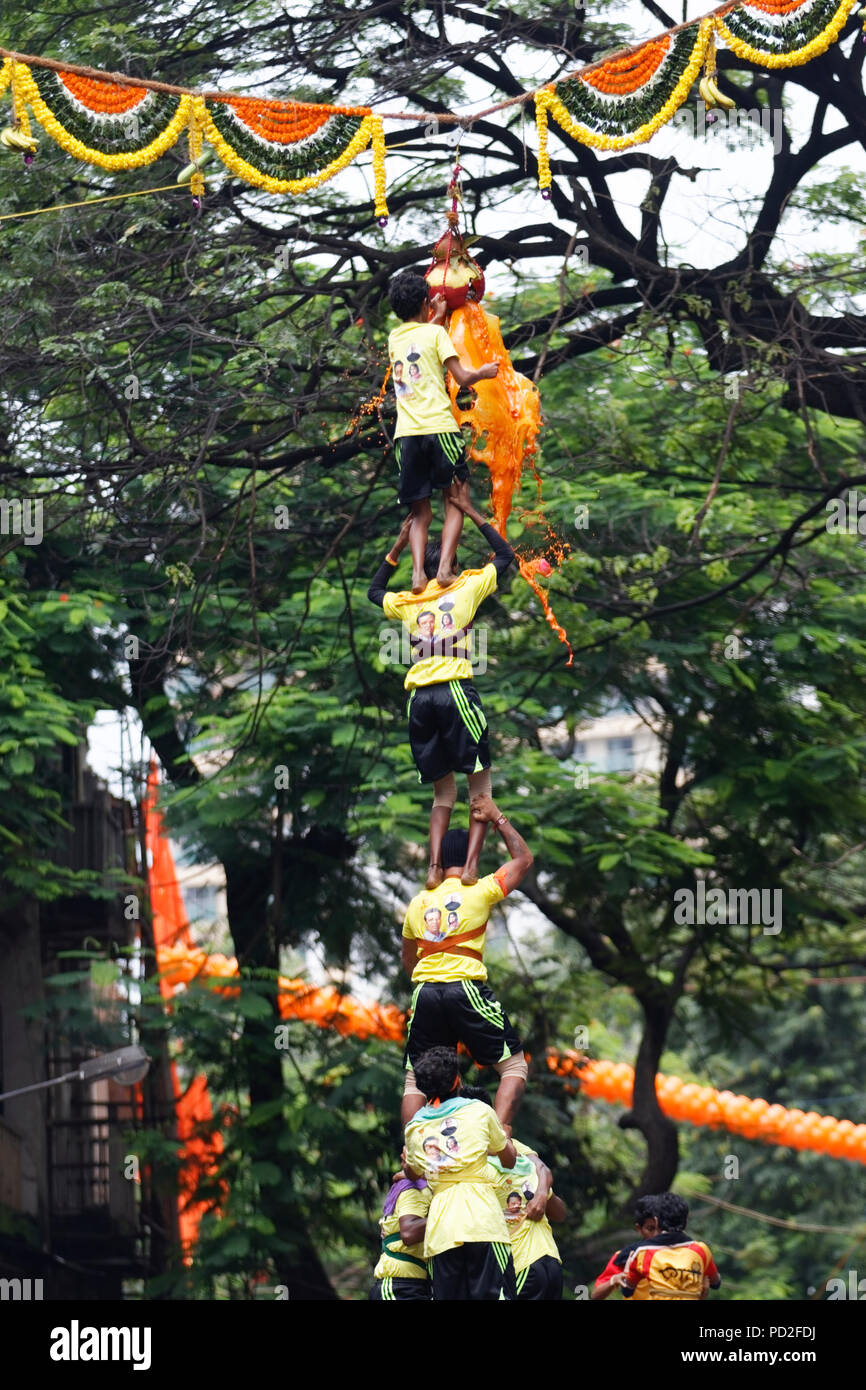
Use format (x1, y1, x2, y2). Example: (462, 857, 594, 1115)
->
(369, 1275, 431, 1301)
(395, 431, 469, 506)
(408, 679, 490, 784)
(404, 979, 522, 1071)
(431, 1241, 517, 1301)
(515, 1254, 563, 1301)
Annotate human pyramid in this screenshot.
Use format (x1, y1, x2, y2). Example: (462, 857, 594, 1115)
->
(364, 272, 722, 1302)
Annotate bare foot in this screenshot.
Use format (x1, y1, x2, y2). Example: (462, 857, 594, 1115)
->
(461, 863, 479, 886)
(412, 567, 428, 594)
(436, 569, 459, 589)
(426, 862, 444, 890)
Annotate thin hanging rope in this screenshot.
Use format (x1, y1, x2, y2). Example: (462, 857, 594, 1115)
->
(0, 181, 188, 222)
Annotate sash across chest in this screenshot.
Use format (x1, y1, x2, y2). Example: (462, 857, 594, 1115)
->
(415, 928, 485, 963)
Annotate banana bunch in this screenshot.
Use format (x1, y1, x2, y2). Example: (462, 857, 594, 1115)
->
(699, 73, 735, 111)
(0, 125, 39, 154)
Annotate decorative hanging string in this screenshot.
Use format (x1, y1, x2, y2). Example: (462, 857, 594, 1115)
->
(0, 0, 858, 207)
(0, 180, 188, 222)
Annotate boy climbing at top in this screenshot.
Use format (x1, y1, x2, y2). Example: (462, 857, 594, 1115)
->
(387, 271, 499, 593)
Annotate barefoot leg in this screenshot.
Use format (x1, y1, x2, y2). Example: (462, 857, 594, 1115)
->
(427, 797, 453, 889)
(436, 484, 465, 588)
(410, 497, 433, 593)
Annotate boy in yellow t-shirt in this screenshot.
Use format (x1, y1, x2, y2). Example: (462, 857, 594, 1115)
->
(368, 497, 516, 888)
(403, 1047, 518, 1301)
(386, 271, 498, 594)
(369, 1174, 432, 1301)
(399, 802, 533, 1128)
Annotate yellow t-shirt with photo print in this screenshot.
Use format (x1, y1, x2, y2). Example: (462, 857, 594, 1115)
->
(488, 1140, 561, 1273)
(405, 1097, 511, 1258)
(388, 321, 462, 437)
(402, 871, 508, 983)
(382, 563, 498, 689)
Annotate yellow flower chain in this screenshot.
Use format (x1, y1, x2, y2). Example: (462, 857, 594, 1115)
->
(16, 63, 193, 170)
(536, 89, 551, 190)
(199, 105, 386, 203)
(370, 115, 388, 218)
(12, 61, 34, 139)
(0, 58, 13, 98)
(188, 95, 206, 196)
(712, 0, 858, 68)
(538, 16, 711, 168)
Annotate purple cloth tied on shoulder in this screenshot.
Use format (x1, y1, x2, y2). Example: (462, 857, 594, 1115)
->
(382, 1176, 427, 1218)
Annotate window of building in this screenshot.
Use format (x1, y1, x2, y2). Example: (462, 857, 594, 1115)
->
(607, 736, 634, 772)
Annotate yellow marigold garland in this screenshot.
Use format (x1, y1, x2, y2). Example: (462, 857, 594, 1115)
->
(17, 63, 193, 170)
(0, 57, 13, 98)
(713, 0, 858, 66)
(199, 103, 387, 209)
(537, 16, 711, 174)
(188, 96, 206, 198)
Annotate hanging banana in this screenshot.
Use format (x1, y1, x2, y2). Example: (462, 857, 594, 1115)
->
(699, 35, 736, 112)
(0, 125, 38, 153)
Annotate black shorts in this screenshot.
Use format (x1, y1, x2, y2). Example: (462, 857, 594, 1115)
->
(369, 1276, 431, 1301)
(431, 1241, 516, 1301)
(408, 680, 490, 784)
(395, 432, 469, 506)
(405, 979, 522, 1070)
(515, 1255, 563, 1301)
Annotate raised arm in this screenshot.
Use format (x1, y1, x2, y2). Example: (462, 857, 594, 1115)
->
(367, 513, 413, 606)
(470, 795, 533, 894)
(451, 494, 515, 576)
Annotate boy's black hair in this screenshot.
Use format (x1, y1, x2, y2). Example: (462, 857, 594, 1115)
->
(441, 828, 469, 870)
(656, 1192, 689, 1231)
(633, 1194, 661, 1226)
(423, 542, 460, 580)
(414, 1046, 461, 1103)
(460, 1083, 494, 1107)
(389, 272, 429, 321)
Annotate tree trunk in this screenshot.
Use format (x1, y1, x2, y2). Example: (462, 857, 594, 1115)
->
(618, 996, 679, 1198)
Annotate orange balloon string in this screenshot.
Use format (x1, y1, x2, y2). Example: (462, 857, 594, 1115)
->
(152, 933, 866, 1165)
(546, 1050, 866, 1165)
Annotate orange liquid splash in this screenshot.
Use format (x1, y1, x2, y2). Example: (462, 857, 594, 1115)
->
(346, 363, 392, 436)
(518, 555, 574, 667)
(447, 300, 573, 664)
(447, 300, 541, 535)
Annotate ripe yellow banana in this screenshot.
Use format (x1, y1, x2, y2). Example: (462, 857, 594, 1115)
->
(699, 76, 717, 108)
(0, 125, 38, 152)
(707, 76, 736, 111)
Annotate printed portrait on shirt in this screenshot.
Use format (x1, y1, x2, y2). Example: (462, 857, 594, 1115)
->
(422, 906, 445, 942)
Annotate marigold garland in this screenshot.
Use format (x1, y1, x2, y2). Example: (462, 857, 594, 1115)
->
(713, 0, 857, 65)
(18, 63, 192, 170)
(0, 0, 857, 209)
(199, 101, 388, 211)
(536, 17, 712, 176)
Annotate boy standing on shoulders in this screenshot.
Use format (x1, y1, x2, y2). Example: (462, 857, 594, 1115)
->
(386, 271, 498, 593)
